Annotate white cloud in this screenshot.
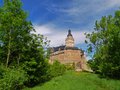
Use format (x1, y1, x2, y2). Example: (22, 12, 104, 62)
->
(33, 0, 120, 47)
(46, 0, 120, 17)
(34, 25, 52, 35)
(72, 31, 86, 44)
(105, 0, 120, 8)
(44, 0, 120, 26)
(33, 24, 89, 47)
(94, 0, 120, 12)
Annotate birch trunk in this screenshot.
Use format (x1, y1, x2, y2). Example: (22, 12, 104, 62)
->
(6, 30, 11, 68)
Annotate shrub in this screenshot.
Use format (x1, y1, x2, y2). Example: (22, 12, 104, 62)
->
(0, 66, 27, 90)
(23, 59, 51, 87)
(65, 63, 75, 70)
(49, 61, 66, 77)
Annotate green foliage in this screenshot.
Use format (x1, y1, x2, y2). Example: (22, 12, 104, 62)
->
(23, 58, 51, 87)
(65, 63, 75, 70)
(0, 65, 27, 90)
(22, 34, 50, 87)
(0, 0, 33, 67)
(85, 10, 120, 79)
(0, 0, 51, 88)
(49, 61, 66, 78)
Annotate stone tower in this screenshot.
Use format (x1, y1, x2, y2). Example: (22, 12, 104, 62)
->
(65, 30, 74, 47)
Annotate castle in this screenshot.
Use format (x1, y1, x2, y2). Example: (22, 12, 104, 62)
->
(50, 30, 89, 71)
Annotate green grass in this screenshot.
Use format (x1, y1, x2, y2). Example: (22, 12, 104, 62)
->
(24, 71, 120, 90)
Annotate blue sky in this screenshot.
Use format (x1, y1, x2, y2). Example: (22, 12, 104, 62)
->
(0, 0, 120, 55)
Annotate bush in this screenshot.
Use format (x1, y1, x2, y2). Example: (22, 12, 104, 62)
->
(0, 66, 27, 90)
(23, 59, 51, 87)
(65, 63, 75, 70)
(49, 61, 66, 77)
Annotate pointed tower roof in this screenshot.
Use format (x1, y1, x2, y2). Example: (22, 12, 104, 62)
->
(67, 30, 72, 37)
(66, 30, 74, 47)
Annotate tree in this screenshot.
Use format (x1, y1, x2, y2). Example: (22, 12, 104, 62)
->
(0, 0, 51, 87)
(85, 10, 120, 79)
(0, 0, 33, 67)
(23, 34, 50, 87)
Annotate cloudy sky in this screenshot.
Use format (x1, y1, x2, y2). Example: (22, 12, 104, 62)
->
(0, 0, 120, 51)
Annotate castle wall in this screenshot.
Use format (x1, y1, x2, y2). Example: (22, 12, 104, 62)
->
(50, 50, 65, 63)
(50, 49, 83, 64)
(64, 50, 82, 61)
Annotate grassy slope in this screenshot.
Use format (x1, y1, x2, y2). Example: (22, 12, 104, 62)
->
(25, 71, 120, 90)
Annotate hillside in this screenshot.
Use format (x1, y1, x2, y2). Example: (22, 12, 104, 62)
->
(24, 71, 120, 90)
